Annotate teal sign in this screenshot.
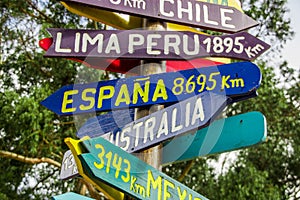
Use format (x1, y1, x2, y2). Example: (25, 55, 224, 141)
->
(70, 136, 209, 200)
(162, 111, 267, 165)
(52, 192, 94, 200)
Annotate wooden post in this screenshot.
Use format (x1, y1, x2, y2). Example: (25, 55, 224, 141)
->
(124, 19, 166, 200)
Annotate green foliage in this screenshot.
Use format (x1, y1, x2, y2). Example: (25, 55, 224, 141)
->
(0, 0, 299, 199)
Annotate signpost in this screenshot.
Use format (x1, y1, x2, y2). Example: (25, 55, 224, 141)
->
(162, 111, 267, 165)
(39, 37, 224, 75)
(41, 61, 261, 116)
(98, 91, 230, 153)
(44, 29, 270, 61)
(52, 192, 95, 200)
(65, 137, 209, 200)
(61, 0, 257, 33)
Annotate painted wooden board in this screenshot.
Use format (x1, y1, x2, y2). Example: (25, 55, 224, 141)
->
(64, 138, 125, 200)
(61, 0, 242, 31)
(60, 150, 78, 180)
(62, 112, 267, 179)
(62, 0, 257, 33)
(44, 29, 270, 61)
(41, 61, 261, 116)
(65, 137, 209, 200)
(162, 111, 267, 165)
(39, 37, 224, 75)
(77, 109, 135, 138)
(98, 91, 230, 153)
(52, 192, 95, 200)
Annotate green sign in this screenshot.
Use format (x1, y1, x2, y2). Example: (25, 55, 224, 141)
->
(65, 137, 209, 200)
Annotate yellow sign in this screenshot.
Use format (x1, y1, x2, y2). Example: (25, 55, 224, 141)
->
(65, 137, 124, 200)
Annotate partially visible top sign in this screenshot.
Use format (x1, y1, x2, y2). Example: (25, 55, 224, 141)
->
(52, 192, 95, 200)
(65, 137, 209, 200)
(62, 0, 257, 33)
(41, 62, 261, 116)
(61, 0, 243, 31)
(44, 29, 270, 61)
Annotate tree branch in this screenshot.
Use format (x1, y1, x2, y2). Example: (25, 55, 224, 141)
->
(0, 150, 61, 168)
(177, 160, 195, 182)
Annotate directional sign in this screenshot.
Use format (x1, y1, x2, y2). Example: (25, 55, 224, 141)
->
(52, 192, 94, 200)
(77, 109, 135, 138)
(39, 37, 224, 75)
(99, 91, 230, 153)
(41, 61, 261, 116)
(63, 138, 125, 200)
(162, 111, 267, 165)
(44, 29, 270, 61)
(65, 137, 209, 200)
(64, 112, 267, 179)
(61, 0, 243, 31)
(60, 150, 78, 180)
(62, 0, 257, 33)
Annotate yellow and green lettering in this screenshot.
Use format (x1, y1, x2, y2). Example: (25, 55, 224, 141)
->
(177, 187, 187, 200)
(115, 84, 130, 106)
(147, 170, 162, 200)
(152, 79, 168, 102)
(97, 86, 115, 108)
(133, 81, 150, 104)
(61, 90, 78, 113)
(79, 88, 96, 111)
(163, 179, 175, 200)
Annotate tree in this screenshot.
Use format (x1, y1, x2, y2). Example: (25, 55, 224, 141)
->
(0, 0, 298, 199)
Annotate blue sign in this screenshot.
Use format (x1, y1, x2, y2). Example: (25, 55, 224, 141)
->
(41, 62, 261, 116)
(77, 108, 134, 138)
(100, 91, 229, 153)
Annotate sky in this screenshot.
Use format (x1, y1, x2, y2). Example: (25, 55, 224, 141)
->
(282, 0, 300, 70)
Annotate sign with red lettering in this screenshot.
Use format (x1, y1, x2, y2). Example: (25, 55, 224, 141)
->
(65, 136, 209, 200)
(44, 29, 270, 61)
(41, 62, 261, 116)
(62, 0, 258, 33)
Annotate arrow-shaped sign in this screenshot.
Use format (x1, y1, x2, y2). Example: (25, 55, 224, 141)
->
(65, 137, 209, 200)
(39, 37, 224, 75)
(60, 149, 78, 180)
(99, 91, 230, 153)
(41, 61, 261, 116)
(52, 192, 94, 200)
(77, 109, 135, 138)
(44, 29, 270, 61)
(162, 111, 267, 165)
(61, 0, 243, 31)
(62, 112, 267, 180)
(62, 0, 257, 33)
